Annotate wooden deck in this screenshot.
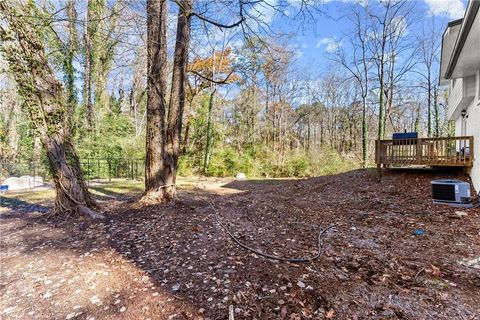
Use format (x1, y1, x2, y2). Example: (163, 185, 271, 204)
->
(375, 136, 474, 167)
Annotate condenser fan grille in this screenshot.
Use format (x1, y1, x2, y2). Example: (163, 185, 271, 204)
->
(432, 184, 456, 202)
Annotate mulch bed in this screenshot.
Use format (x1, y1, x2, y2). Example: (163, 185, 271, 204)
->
(1, 169, 479, 319)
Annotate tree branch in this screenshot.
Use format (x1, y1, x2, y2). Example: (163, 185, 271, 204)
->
(188, 69, 235, 84)
(173, 0, 245, 30)
(190, 12, 244, 29)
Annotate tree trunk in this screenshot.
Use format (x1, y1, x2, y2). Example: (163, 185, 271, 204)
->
(320, 117, 324, 146)
(427, 81, 432, 137)
(84, 0, 94, 129)
(378, 78, 385, 140)
(87, 0, 117, 118)
(142, 0, 169, 202)
(415, 104, 421, 133)
(94, 66, 110, 111)
(203, 89, 216, 173)
(362, 96, 368, 168)
(90, 0, 108, 111)
(46, 138, 99, 217)
(307, 116, 311, 151)
(64, 0, 77, 109)
(182, 119, 191, 153)
(384, 86, 393, 138)
(162, 0, 192, 199)
(377, 31, 387, 141)
(0, 2, 100, 218)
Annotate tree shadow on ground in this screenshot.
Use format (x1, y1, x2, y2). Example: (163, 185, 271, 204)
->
(88, 186, 135, 201)
(221, 178, 299, 192)
(0, 196, 50, 215)
(2, 168, 480, 319)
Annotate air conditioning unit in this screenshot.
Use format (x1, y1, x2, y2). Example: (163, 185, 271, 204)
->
(431, 179, 471, 206)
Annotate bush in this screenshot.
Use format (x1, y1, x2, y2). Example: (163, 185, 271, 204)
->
(178, 144, 359, 178)
(205, 147, 255, 177)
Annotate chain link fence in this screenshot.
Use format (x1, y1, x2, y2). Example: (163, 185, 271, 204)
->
(80, 158, 144, 183)
(0, 161, 50, 184)
(0, 158, 145, 187)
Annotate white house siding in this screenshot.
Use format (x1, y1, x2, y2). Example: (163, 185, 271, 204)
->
(441, 1, 480, 193)
(455, 117, 463, 136)
(465, 70, 480, 192)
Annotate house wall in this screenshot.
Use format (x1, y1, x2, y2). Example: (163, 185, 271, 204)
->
(455, 117, 463, 136)
(465, 69, 480, 193)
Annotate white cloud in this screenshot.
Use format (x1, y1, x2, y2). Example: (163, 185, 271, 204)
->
(289, 0, 358, 4)
(316, 37, 340, 53)
(245, 0, 279, 32)
(286, 0, 302, 5)
(391, 16, 408, 38)
(250, 0, 279, 25)
(424, 0, 465, 19)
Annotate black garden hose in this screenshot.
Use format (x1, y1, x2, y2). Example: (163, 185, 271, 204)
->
(206, 199, 335, 263)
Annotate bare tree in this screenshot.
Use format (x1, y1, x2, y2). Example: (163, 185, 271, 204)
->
(368, 0, 416, 140)
(416, 17, 442, 137)
(334, 2, 371, 167)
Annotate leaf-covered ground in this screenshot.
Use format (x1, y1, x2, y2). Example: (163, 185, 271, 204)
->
(1, 170, 479, 319)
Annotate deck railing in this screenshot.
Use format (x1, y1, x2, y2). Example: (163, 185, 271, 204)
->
(375, 136, 474, 167)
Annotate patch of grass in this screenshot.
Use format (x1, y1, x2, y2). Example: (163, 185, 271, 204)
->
(2, 189, 54, 203)
(89, 180, 144, 197)
(1, 180, 145, 204)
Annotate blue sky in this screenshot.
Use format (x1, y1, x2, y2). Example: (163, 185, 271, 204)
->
(68, 0, 469, 102)
(256, 0, 468, 74)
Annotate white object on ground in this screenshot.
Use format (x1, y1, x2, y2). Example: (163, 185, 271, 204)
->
(454, 211, 468, 217)
(235, 173, 246, 180)
(1, 176, 44, 190)
(458, 257, 480, 269)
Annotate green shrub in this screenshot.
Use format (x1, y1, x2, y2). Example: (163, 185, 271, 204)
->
(180, 144, 360, 178)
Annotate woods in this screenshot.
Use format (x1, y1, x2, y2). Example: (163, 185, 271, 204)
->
(1, 0, 451, 211)
(2, 1, 480, 319)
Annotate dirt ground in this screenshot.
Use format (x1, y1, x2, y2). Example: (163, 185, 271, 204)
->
(1, 169, 479, 319)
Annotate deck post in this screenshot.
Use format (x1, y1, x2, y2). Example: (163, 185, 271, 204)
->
(416, 138, 422, 164)
(469, 136, 474, 167)
(375, 140, 382, 182)
(375, 140, 381, 165)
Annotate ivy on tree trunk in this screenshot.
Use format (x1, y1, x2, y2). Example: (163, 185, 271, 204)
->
(0, 2, 101, 218)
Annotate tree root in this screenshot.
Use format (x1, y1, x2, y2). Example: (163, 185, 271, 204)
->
(78, 205, 105, 219)
(139, 186, 176, 205)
